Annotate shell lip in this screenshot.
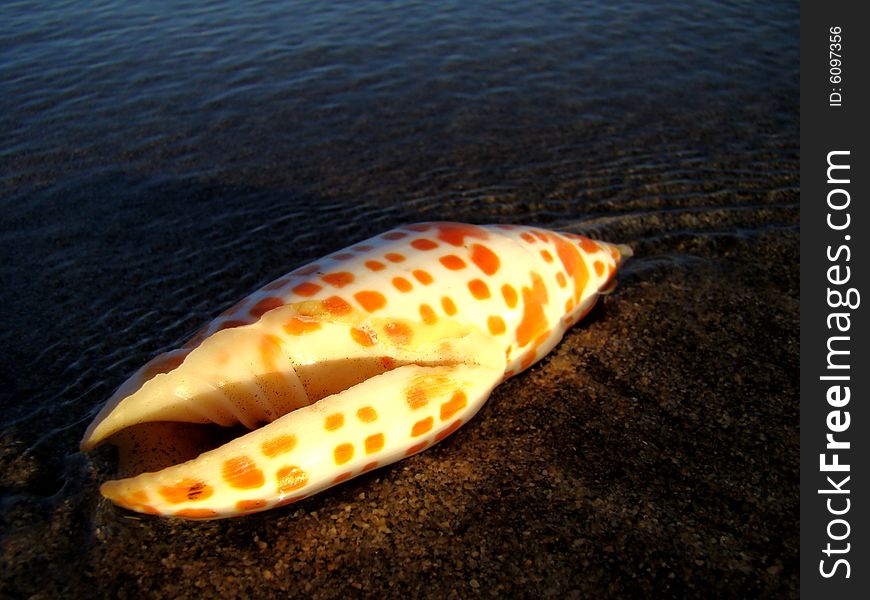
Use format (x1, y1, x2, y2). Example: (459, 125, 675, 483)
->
(80, 312, 505, 481)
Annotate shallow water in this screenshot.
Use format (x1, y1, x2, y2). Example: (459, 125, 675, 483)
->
(1, 1, 798, 596)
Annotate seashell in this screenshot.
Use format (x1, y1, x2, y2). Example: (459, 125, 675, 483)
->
(81, 222, 632, 519)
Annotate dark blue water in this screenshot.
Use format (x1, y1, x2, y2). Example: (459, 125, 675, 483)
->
(1, 0, 798, 594)
(3, 0, 796, 193)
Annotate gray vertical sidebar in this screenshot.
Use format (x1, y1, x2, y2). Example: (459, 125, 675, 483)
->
(800, 1, 868, 597)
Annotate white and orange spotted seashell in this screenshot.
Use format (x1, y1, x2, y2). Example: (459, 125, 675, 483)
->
(81, 222, 632, 519)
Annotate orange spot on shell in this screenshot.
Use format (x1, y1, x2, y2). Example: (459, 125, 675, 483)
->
(556, 272, 567, 288)
(333, 252, 354, 261)
(283, 316, 321, 336)
(250, 296, 284, 318)
(578, 236, 600, 253)
(384, 321, 413, 345)
(357, 406, 378, 422)
(292, 281, 322, 297)
(334, 443, 354, 465)
(404, 373, 452, 411)
(261, 434, 297, 458)
(470, 244, 500, 275)
(440, 391, 467, 421)
(263, 278, 290, 292)
(259, 334, 284, 371)
(175, 508, 218, 519)
(487, 315, 506, 335)
(468, 279, 491, 300)
(277, 466, 308, 493)
(237, 499, 267, 511)
(521, 232, 537, 243)
(322, 295, 352, 315)
(295, 264, 322, 276)
(350, 327, 377, 347)
(533, 230, 550, 242)
(384, 252, 406, 263)
(540, 249, 554, 263)
(321, 271, 355, 288)
(435, 418, 463, 442)
(392, 276, 412, 292)
(355, 290, 387, 312)
(515, 272, 550, 347)
(594, 260, 605, 276)
(405, 223, 432, 232)
(501, 284, 518, 309)
(441, 296, 457, 316)
(223, 456, 265, 490)
(353, 244, 374, 252)
(382, 231, 408, 240)
(325, 413, 345, 430)
(405, 385, 428, 410)
(432, 222, 490, 247)
(411, 238, 438, 250)
(361, 461, 378, 472)
(405, 440, 428, 456)
(553, 234, 590, 304)
(439, 255, 466, 270)
(412, 269, 433, 285)
(365, 260, 386, 271)
(365, 433, 385, 454)
(159, 480, 213, 504)
(333, 471, 353, 483)
(419, 303, 437, 325)
(412, 416, 434, 437)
